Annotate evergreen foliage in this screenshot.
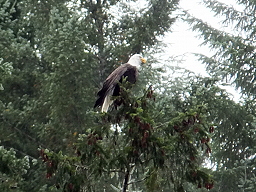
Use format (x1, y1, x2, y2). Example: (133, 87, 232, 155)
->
(41, 86, 214, 191)
(1, 0, 255, 191)
(184, 0, 256, 191)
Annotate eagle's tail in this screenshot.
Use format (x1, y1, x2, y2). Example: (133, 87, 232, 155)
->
(101, 94, 113, 113)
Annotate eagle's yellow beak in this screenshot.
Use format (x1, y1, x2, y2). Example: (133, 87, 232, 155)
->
(140, 58, 147, 64)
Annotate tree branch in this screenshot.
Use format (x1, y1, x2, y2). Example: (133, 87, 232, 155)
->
(122, 169, 130, 192)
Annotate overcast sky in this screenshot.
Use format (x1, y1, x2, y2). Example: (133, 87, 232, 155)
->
(166, 0, 238, 74)
(168, 0, 245, 72)
(165, 0, 242, 101)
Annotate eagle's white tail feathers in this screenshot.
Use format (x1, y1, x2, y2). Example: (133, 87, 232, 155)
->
(101, 95, 113, 113)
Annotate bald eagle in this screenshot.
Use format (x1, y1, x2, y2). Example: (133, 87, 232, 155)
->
(94, 54, 147, 112)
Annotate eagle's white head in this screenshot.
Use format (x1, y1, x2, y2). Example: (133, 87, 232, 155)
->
(128, 54, 147, 68)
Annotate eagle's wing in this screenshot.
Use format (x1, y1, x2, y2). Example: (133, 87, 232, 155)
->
(94, 63, 138, 109)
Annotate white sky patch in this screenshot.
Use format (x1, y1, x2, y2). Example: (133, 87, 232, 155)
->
(164, 0, 243, 101)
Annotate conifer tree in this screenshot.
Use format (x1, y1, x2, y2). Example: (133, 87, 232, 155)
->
(185, 0, 256, 191)
(2, 0, 246, 191)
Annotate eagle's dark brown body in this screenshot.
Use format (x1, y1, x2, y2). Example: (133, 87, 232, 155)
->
(94, 63, 138, 111)
(94, 54, 146, 112)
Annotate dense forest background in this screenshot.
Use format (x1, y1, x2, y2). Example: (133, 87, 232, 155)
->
(0, 0, 255, 191)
